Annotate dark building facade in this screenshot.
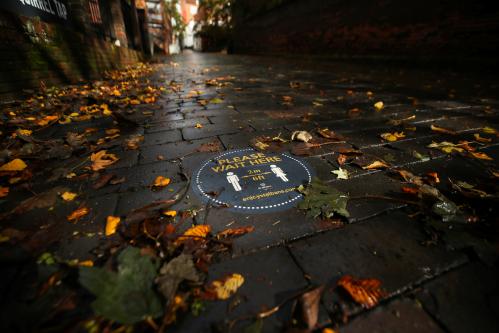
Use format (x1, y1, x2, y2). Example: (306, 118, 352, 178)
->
(0, 0, 171, 100)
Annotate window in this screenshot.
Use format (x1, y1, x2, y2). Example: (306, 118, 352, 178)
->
(89, 0, 102, 24)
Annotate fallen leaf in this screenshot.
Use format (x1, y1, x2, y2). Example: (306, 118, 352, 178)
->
(300, 286, 325, 329)
(331, 168, 349, 180)
(362, 160, 390, 170)
(482, 126, 497, 135)
(79, 247, 162, 324)
(317, 128, 344, 140)
(401, 186, 419, 194)
(209, 97, 223, 104)
(469, 151, 493, 160)
(0, 158, 27, 172)
(216, 226, 255, 239)
(380, 132, 405, 142)
(61, 192, 77, 201)
(176, 225, 211, 244)
(153, 176, 171, 187)
(337, 275, 385, 308)
(90, 150, 119, 171)
(195, 123, 203, 129)
(291, 131, 313, 143)
(337, 154, 348, 165)
(0, 186, 69, 218)
(67, 207, 89, 222)
(473, 133, 492, 143)
(156, 254, 201, 305)
(297, 178, 350, 218)
(17, 129, 32, 136)
(431, 124, 456, 135)
(374, 101, 384, 111)
(426, 172, 440, 183)
(208, 273, 245, 300)
(0, 186, 9, 198)
(105, 216, 121, 236)
(196, 140, 221, 152)
(162, 210, 177, 217)
(427, 141, 464, 154)
(254, 140, 269, 151)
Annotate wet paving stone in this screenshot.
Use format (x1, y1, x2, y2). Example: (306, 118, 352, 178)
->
(339, 298, 444, 333)
(173, 246, 309, 333)
(288, 211, 469, 317)
(145, 117, 210, 133)
(139, 138, 219, 163)
(142, 129, 182, 146)
(416, 262, 499, 333)
(182, 123, 250, 141)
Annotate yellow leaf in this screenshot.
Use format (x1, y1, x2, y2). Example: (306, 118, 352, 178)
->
(362, 160, 389, 170)
(105, 216, 121, 236)
(483, 126, 497, 135)
(254, 140, 269, 150)
(209, 273, 245, 300)
(17, 129, 32, 136)
(90, 150, 119, 171)
(162, 210, 177, 217)
(111, 89, 121, 96)
(153, 176, 171, 187)
(474, 133, 492, 143)
(176, 225, 211, 244)
(78, 260, 94, 267)
(469, 152, 493, 161)
(61, 192, 77, 201)
(380, 132, 405, 142)
(210, 98, 223, 104)
(67, 207, 90, 222)
(427, 141, 464, 154)
(374, 101, 384, 111)
(0, 186, 9, 198)
(195, 123, 203, 129)
(0, 158, 27, 172)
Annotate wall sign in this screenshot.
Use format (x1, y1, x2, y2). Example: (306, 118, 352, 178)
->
(1, 0, 69, 23)
(192, 148, 313, 212)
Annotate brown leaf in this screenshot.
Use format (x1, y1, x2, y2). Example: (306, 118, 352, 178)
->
(337, 275, 385, 308)
(317, 128, 344, 141)
(216, 226, 255, 239)
(0, 186, 69, 219)
(300, 286, 325, 329)
(196, 140, 222, 153)
(67, 207, 90, 222)
(431, 124, 456, 135)
(362, 160, 389, 170)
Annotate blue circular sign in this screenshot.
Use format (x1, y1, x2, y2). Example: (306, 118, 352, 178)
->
(192, 148, 313, 212)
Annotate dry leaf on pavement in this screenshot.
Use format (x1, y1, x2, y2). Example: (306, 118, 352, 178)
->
(380, 132, 405, 142)
(0, 186, 9, 198)
(67, 207, 90, 222)
(162, 210, 177, 217)
(0, 159, 27, 172)
(90, 150, 119, 171)
(291, 130, 313, 143)
(61, 192, 77, 201)
(362, 160, 390, 170)
(153, 176, 171, 188)
(431, 124, 456, 135)
(337, 275, 385, 308)
(331, 168, 349, 180)
(105, 216, 121, 236)
(216, 226, 255, 239)
(176, 225, 211, 245)
(374, 101, 384, 111)
(207, 273, 244, 300)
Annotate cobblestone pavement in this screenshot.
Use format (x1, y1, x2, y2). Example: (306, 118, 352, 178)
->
(2, 51, 499, 332)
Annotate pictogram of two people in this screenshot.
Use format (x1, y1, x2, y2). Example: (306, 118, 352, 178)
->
(226, 165, 288, 192)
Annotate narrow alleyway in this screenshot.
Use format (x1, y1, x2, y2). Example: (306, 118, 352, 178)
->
(1, 51, 498, 332)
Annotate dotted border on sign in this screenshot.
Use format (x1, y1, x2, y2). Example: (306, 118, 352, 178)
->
(194, 148, 312, 210)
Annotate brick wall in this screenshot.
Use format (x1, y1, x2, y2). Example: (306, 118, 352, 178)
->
(0, 5, 143, 101)
(232, 0, 499, 65)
